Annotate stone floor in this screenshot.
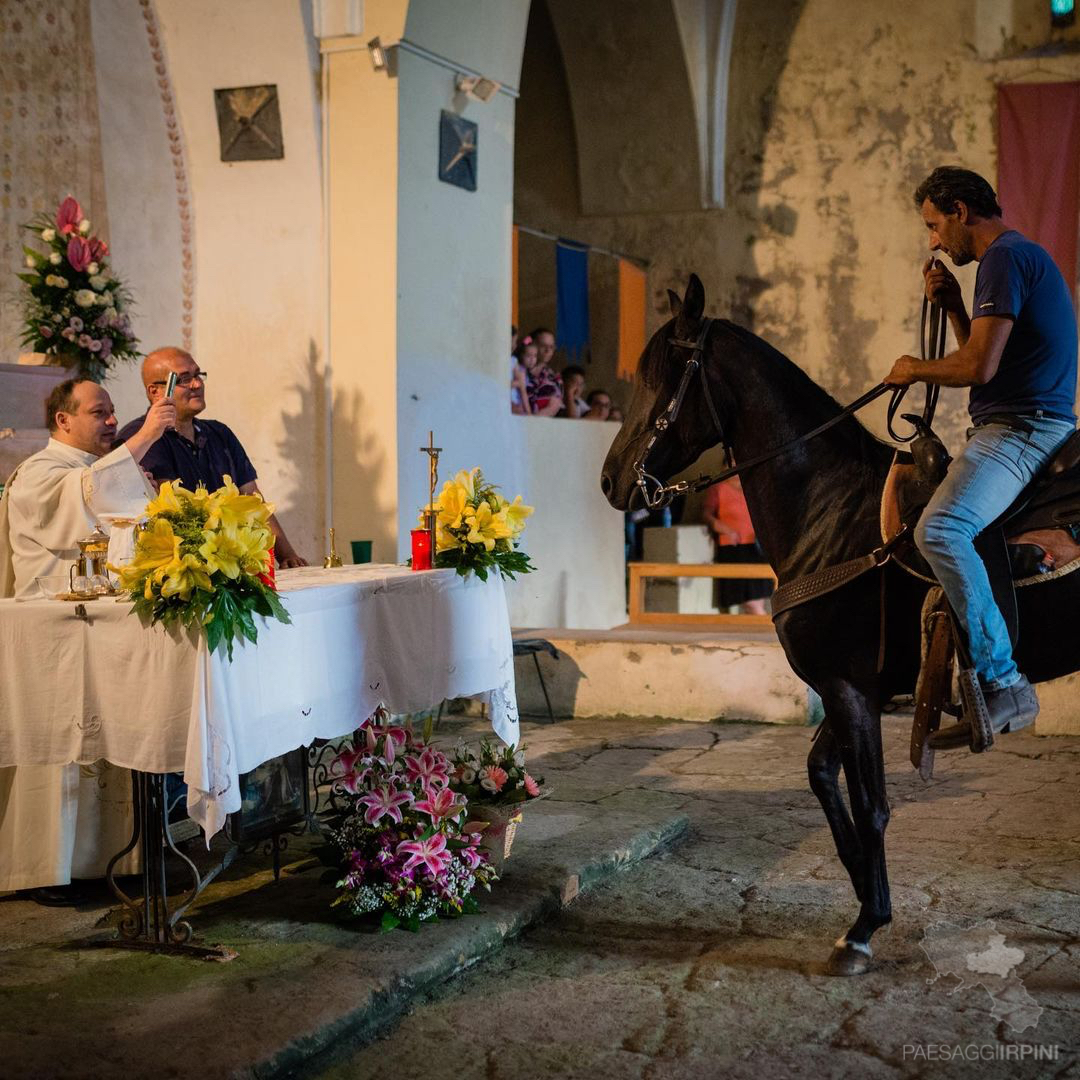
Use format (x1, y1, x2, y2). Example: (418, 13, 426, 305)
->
(1, 713, 1078, 1079)
(312, 714, 1080, 1080)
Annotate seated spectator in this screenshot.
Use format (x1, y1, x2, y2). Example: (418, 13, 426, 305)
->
(559, 365, 587, 417)
(531, 326, 558, 373)
(703, 476, 772, 615)
(609, 404, 624, 423)
(583, 389, 612, 420)
(519, 335, 563, 417)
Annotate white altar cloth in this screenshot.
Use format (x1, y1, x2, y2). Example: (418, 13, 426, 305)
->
(0, 565, 519, 839)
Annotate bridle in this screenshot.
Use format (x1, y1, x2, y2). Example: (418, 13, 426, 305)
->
(631, 301, 947, 510)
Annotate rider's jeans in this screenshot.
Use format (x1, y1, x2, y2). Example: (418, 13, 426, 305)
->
(914, 415, 1074, 691)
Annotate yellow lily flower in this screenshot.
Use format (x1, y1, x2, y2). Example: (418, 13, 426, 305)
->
(452, 468, 479, 501)
(503, 495, 534, 535)
(435, 481, 469, 531)
(199, 529, 246, 580)
(159, 553, 214, 600)
(465, 500, 513, 552)
(117, 518, 180, 593)
(205, 474, 273, 535)
(145, 482, 182, 517)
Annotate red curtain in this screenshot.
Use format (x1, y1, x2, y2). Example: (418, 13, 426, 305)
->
(997, 82, 1080, 293)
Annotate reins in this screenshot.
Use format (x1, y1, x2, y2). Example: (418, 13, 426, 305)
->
(633, 299, 948, 511)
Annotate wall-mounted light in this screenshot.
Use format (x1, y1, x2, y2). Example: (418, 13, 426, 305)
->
(368, 36, 388, 71)
(455, 73, 500, 103)
(1052, 0, 1076, 28)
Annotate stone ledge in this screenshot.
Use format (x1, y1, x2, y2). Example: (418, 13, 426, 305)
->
(513, 627, 818, 725)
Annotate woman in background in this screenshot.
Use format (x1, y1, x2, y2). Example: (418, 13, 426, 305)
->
(703, 476, 772, 615)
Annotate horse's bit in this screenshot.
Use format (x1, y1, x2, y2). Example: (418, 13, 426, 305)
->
(631, 317, 722, 510)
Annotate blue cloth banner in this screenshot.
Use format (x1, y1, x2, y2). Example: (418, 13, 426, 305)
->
(556, 241, 589, 360)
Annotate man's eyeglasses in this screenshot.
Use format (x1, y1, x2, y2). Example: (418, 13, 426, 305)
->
(150, 371, 208, 389)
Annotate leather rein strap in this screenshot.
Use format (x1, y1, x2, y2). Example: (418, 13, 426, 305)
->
(632, 317, 898, 510)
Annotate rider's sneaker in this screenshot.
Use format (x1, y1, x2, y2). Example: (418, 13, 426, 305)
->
(928, 674, 1039, 750)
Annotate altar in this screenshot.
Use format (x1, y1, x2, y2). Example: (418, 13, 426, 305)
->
(0, 564, 518, 839)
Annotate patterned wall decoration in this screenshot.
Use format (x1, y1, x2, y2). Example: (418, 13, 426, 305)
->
(139, 0, 194, 351)
(0, 0, 110, 363)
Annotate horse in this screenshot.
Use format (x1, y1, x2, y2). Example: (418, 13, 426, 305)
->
(600, 273, 1080, 975)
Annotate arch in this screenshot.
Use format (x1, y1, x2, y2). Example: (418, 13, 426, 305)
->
(544, 0, 705, 214)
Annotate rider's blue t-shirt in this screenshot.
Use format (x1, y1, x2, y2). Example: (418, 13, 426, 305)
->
(969, 230, 1078, 424)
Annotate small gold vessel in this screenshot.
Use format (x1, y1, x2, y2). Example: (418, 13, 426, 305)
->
(324, 527, 343, 568)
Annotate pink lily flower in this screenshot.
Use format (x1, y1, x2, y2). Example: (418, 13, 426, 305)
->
(396, 833, 451, 876)
(405, 748, 450, 788)
(358, 784, 413, 826)
(371, 723, 408, 750)
(331, 745, 367, 776)
(338, 768, 372, 795)
(66, 235, 92, 272)
(414, 785, 463, 823)
(56, 195, 83, 235)
(87, 235, 109, 261)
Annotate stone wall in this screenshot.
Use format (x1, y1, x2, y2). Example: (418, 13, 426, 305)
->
(515, 0, 1080, 518)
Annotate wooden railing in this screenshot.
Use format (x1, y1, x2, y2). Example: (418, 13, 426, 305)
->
(627, 562, 778, 628)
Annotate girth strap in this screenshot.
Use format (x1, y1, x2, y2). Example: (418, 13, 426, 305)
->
(770, 526, 910, 619)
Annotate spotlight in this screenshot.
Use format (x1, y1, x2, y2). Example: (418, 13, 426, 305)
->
(367, 36, 387, 71)
(456, 74, 500, 103)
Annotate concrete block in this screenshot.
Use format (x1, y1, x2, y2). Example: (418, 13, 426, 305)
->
(513, 626, 815, 725)
(641, 524, 717, 614)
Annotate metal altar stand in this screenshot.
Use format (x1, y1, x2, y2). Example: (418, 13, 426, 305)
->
(100, 771, 239, 960)
(97, 749, 314, 960)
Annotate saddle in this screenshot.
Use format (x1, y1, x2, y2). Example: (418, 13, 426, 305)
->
(882, 422, 1080, 773)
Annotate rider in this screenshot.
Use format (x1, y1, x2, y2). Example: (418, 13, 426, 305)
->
(885, 166, 1078, 747)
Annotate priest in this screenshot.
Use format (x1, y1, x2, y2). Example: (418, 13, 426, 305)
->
(0, 378, 174, 901)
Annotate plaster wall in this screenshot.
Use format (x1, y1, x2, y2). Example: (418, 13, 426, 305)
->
(92, 0, 326, 556)
(390, 1, 625, 630)
(90, 0, 186, 430)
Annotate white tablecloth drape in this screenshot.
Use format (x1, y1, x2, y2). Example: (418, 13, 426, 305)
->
(0, 565, 519, 838)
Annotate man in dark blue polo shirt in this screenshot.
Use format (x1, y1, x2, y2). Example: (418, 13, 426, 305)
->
(117, 347, 307, 567)
(885, 166, 1077, 746)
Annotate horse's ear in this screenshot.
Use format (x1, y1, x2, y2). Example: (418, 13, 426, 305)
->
(681, 274, 705, 324)
(667, 289, 682, 317)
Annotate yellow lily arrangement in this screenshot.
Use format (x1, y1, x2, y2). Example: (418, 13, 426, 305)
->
(420, 468, 535, 580)
(115, 475, 290, 659)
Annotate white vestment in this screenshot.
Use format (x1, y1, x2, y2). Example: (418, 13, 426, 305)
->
(0, 439, 155, 891)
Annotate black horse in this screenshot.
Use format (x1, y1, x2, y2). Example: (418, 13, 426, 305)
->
(601, 274, 1080, 975)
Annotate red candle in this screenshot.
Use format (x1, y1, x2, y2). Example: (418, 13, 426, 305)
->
(258, 546, 277, 588)
(410, 528, 432, 571)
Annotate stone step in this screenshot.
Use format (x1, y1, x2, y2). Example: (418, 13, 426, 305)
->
(513, 626, 821, 725)
(0, 788, 689, 1080)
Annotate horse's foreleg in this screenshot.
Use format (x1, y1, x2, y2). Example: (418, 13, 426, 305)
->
(807, 721, 863, 902)
(819, 681, 892, 976)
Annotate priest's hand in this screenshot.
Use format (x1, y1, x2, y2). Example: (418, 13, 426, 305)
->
(125, 398, 176, 464)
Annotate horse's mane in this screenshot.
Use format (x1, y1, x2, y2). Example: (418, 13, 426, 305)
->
(643, 316, 878, 439)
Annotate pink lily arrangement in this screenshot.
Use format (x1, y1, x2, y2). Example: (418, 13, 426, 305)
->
(17, 195, 138, 381)
(325, 707, 495, 931)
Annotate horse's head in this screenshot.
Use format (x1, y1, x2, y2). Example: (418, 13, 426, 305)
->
(601, 274, 722, 510)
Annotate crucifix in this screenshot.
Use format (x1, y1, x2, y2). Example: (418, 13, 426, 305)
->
(420, 430, 442, 536)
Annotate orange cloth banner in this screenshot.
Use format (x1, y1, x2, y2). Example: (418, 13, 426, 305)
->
(512, 225, 520, 329)
(617, 259, 647, 381)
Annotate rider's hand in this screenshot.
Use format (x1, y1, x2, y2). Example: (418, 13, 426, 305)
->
(884, 355, 918, 387)
(141, 397, 177, 442)
(923, 257, 963, 313)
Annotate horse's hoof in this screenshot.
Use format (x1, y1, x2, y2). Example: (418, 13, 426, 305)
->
(826, 939, 873, 976)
